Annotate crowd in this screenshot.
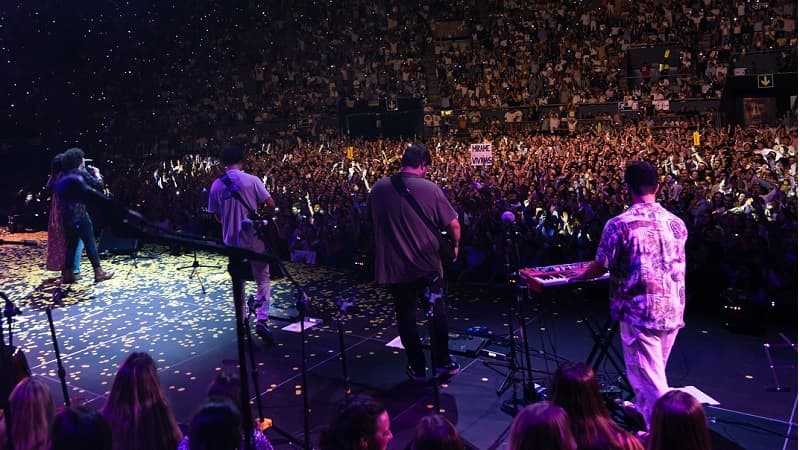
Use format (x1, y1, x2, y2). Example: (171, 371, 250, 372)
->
(0, 354, 712, 450)
(7, 0, 796, 158)
(435, 0, 797, 110)
(99, 121, 797, 310)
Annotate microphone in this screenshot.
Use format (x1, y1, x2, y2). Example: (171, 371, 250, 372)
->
(500, 210, 516, 225)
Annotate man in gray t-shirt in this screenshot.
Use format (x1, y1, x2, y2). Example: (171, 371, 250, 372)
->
(366, 144, 462, 380)
(208, 144, 276, 345)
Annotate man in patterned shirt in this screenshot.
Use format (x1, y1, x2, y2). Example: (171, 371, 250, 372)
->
(571, 160, 688, 429)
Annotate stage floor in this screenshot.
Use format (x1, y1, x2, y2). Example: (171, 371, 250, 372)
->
(0, 231, 796, 449)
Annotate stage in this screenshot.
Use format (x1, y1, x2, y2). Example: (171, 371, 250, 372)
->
(0, 231, 796, 449)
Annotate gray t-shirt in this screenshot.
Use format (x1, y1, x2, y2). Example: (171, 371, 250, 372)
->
(208, 169, 270, 253)
(367, 172, 458, 284)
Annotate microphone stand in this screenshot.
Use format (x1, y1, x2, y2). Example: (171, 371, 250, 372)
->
(0, 294, 20, 450)
(229, 262, 255, 450)
(294, 288, 313, 450)
(482, 222, 540, 415)
(250, 217, 314, 450)
(335, 297, 355, 397)
(425, 286, 442, 413)
(242, 295, 302, 447)
(47, 289, 71, 407)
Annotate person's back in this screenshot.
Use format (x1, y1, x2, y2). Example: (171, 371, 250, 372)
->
(549, 362, 643, 450)
(187, 399, 241, 450)
(100, 352, 182, 450)
(368, 171, 453, 284)
(50, 406, 112, 450)
(411, 414, 465, 450)
(0, 376, 54, 450)
(508, 401, 576, 450)
(647, 390, 711, 450)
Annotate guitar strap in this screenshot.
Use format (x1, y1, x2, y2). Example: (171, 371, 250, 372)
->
(389, 174, 442, 241)
(220, 173, 259, 220)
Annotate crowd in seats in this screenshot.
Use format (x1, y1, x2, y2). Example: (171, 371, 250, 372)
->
(507, 362, 713, 450)
(0, 355, 734, 450)
(7, 0, 796, 154)
(101, 121, 798, 312)
(434, 0, 798, 110)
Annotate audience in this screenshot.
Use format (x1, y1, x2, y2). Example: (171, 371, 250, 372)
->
(186, 398, 242, 450)
(50, 406, 112, 450)
(100, 352, 183, 450)
(319, 395, 393, 450)
(647, 390, 711, 450)
(508, 401, 577, 450)
(178, 373, 273, 450)
(93, 120, 798, 320)
(550, 362, 643, 450)
(3, 0, 797, 448)
(410, 414, 465, 450)
(0, 376, 54, 450)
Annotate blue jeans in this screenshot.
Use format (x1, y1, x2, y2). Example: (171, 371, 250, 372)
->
(65, 215, 101, 271)
(73, 238, 84, 274)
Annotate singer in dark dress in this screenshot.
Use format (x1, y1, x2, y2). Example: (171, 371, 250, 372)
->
(59, 147, 113, 284)
(366, 144, 461, 380)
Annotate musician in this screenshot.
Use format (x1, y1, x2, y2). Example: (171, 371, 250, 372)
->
(366, 144, 461, 381)
(59, 148, 113, 284)
(208, 144, 275, 345)
(570, 161, 688, 429)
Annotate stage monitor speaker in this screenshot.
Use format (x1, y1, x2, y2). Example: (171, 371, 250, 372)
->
(97, 227, 140, 254)
(705, 405, 796, 449)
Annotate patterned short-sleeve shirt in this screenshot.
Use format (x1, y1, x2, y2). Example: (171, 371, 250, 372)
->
(595, 202, 688, 331)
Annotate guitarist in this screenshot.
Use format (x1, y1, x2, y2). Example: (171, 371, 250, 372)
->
(208, 144, 276, 346)
(366, 144, 461, 381)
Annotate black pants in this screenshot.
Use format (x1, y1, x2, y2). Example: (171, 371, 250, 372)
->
(390, 277, 450, 372)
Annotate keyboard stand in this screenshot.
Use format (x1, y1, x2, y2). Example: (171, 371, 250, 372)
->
(584, 316, 634, 399)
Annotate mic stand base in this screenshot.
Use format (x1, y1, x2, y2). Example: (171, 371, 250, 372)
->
(178, 250, 221, 294)
(241, 305, 303, 448)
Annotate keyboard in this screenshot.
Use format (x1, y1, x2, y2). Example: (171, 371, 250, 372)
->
(519, 261, 609, 293)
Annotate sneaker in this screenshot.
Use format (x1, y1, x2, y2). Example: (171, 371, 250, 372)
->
(255, 320, 275, 346)
(435, 358, 461, 376)
(406, 366, 427, 382)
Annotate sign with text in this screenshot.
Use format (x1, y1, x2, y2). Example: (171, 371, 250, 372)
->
(470, 143, 493, 166)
